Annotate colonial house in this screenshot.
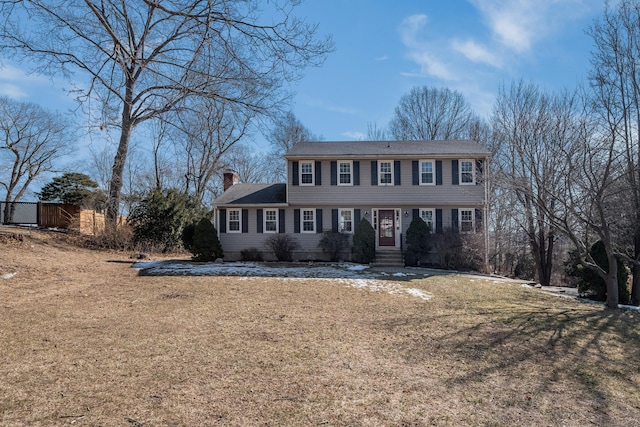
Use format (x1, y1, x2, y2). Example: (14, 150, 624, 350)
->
(213, 140, 490, 265)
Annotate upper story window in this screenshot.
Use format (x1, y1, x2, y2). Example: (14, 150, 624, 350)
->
(302, 209, 315, 233)
(460, 160, 474, 184)
(420, 160, 434, 185)
(460, 208, 474, 232)
(264, 209, 278, 233)
(339, 208, 353, 233)
(420, 208, 435, 231)
(228, 209, 241, 233)
(338, 161, 352, 185)
(300, 161, 314, 185)
(379, 160, 393, 185)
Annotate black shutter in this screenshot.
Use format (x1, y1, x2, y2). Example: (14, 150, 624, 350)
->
(371, 161, 378, 185)
(394, 160, 401, 185)
(292, 161, 299, 186)
(279, 209, 285, 233)
(436, 209, 443, 234)
(476, 159, 483, 185)
(219, 209, 227, 233)
(242, 209, 248, 233)
(332, 209, 339, 232)
(436, 160, 443, 185)
(294, 209, 300, 233)
(412, 208, 419, 220)
(354, 161, 360, 186)
(412, 160, 419, 185)
(331, 161, 337, 186)
(354, 209, 361, 227)
(316, 208, 323, 233)
(451, 208, 459, 230)
(257, 209, 263, 233)
(452, 160, 459, 185)
(315, 161, 322, 185)
(475, 208, 483, 233)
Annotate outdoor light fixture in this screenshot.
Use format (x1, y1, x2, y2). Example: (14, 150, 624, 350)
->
(404, 211, 409, 217)
(364, 211, 369, 216)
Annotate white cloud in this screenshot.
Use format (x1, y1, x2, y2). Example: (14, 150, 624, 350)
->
(342, 131, 365, 140)
(399, 14, 457, 81)
(306, 98, 359, 115)
(451, 38, 502, 68)
(469, 0, 600, 53)
(0, 83, 28, 99)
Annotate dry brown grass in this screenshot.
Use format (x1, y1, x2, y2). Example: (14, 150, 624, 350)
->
(1, 227, 639, 426)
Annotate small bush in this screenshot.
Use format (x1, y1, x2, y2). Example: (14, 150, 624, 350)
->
(404, 218, 431, 266)
(319, 231, 349, 261)
(565, 241, 629, 304)
(241, 247, 264, 262)
(432, 228, 483, 271)
(264, 234, 299, 262)
(352, 218, 375, 264)
(191, 218, 223, 262)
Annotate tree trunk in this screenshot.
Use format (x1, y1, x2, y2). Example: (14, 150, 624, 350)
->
(631, 229, 640, 306)
(604, 250, 619, 310)
(105, 78, 134, 229)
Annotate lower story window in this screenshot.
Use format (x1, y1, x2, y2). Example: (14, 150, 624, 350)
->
(339, 209, 353, 233)
(420, 208, 434, 231)
(460, 209, 473, 232)
(265, 209, 277, 233)
(302, 209, 315, 233)
(228, 209, 241, 233)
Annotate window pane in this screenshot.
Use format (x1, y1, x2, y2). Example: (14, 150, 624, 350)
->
(421, 161, 433, 184)
(339, 209, 352, 232)
(265, 210, 277, 232)
(461, 210, 473, 232)
(380, 162, 392, 184)
(339, 162, 351, 184)
(301, 162, 313, 184)
(461, 161, 473, 183)
(302, 210, 314, 232)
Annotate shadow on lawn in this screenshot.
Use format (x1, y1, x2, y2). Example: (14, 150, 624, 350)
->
(385, 303, 640, 424)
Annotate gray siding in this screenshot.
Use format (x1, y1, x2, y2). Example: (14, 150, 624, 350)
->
(288, 159, 485, 206)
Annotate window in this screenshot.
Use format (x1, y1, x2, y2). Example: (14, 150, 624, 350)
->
(379, 161, 393, 185)
(228, 209, 241, 233)
(460, 160, 474, 184)
(302, 209, 315, 233)
(300, 161, 314, 185)
(460, 209, 474, 232)
(420, 208, 435, 231)
(338, 161, 352, 185)
(420, 160, 434, 185)
(264, 209, 278, 233)
(339, 209, 353, 233)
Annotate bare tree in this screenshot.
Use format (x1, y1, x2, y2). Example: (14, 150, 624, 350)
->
(491, 81, 580, 286)
(0, 0, 333, 227)
(389, 86, 476, 141)
(0, 97, 72, 223)
(266, 111, 316, 181)
(588, 0, 640, 305)
(365, 122, 390, 141)
(223, 144, 272, 184)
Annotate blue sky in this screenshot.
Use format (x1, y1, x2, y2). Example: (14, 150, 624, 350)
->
(0, 0, 605, 145)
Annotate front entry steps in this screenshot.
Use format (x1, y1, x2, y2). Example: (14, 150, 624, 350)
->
(373, 250, 404, 267)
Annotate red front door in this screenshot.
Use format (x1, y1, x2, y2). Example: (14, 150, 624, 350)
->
(378, 209, 395, 246)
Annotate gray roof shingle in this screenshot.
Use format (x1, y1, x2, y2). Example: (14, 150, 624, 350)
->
(285, 140, 491, 158)
(214, 183, 286, 206)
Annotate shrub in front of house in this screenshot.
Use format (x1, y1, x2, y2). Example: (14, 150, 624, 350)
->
(319, 231, 349, 262)
(264, 234, 299, 262)
(190, 217, 224, 262)
(352, 218, 375, 264)
(432, 228, 483, 271)
(404, 217, 431, 266)
(241, 247, 264, 262)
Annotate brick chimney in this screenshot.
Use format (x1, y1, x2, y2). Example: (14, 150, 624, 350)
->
(223, 169, 239, 191)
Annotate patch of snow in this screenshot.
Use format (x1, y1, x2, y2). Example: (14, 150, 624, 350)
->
(342, 263, 369, 271)
(619, 304, 640, 310)
(1, 272, 17, 280)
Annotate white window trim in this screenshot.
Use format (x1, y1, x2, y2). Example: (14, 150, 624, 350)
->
(459, 159, 475, 185)
(301, 208, 316, 233)
(378, 160, 394, 186)
(459, 208, 474, 233)
(419, 159, 435, 185)
(264, 209, 278, 234)
(337, 160, 353, 186)
(338, 208, 354, 234)
(300, 160, 314, 186)
(419, 208, 435, 231)
(227, 209, 242, 233)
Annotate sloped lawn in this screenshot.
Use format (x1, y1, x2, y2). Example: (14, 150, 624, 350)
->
(1, 229, 639, 426)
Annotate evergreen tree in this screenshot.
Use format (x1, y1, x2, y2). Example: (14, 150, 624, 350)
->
(352, 218, 375, 264)
(191, 218, 223, 262)
(405, 217, 431, 266)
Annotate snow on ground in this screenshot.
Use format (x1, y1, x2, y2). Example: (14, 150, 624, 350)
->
(133, 260, 432, 301)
